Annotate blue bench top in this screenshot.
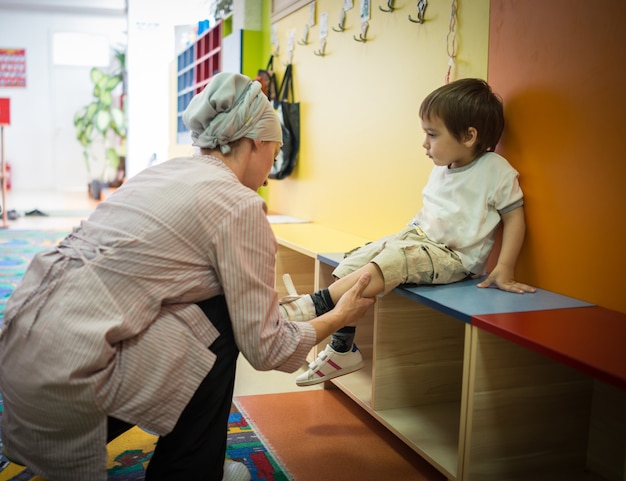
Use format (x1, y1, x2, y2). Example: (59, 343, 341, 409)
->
(317, 252, 594, 323)
(318, 252, 624, 389)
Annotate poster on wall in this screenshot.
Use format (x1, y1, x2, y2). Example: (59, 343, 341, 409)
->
(0, 48, 27, 88)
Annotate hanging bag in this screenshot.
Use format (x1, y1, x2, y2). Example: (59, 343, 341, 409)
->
(255, 56, 278, 101)
(270, 63, 300, 180)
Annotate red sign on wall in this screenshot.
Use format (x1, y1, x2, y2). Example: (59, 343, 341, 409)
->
(0, 48, 26, 88)
(0, 98, 9, 125)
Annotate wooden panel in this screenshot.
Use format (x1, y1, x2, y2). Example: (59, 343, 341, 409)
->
(373, 292, 466, 410)
(464, 328, 593, 481)
(375, 403, 462, 480)
(587, 381, 626, 481)
(275, 244, 315, 298)
(315, 257, 335, 291)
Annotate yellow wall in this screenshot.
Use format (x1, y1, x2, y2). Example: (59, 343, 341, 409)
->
(170, 1, 626, 312)
(266, 0, 490, 240)
(266, 0, 626, 313)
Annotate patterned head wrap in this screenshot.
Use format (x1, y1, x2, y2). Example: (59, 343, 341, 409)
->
(182, 72, 282, 154)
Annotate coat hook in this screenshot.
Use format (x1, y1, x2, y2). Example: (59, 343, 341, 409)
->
(282, 50, 294, 67)
(353, 22, 369, 42)
(298, 25, 309, 45)
(409, 0, 428, 23)
(333, 9, 347, 32)
(379, 0, 395, 12)
(314, 39, 327, 57)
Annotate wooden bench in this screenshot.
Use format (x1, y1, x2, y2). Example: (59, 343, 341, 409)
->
(271, 222, 626, 481)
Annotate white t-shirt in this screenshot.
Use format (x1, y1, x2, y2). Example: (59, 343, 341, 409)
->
(410, 152, 524, 275)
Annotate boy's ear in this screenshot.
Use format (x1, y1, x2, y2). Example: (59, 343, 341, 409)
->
(463, 127, 478, 147)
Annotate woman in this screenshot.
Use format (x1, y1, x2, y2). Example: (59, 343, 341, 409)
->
(0, 72, 374, 481)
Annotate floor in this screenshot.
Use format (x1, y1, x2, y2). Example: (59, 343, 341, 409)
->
(1, 188, 321, 397)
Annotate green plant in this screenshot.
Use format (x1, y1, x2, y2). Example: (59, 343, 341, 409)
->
(73, 48, 126, 184)
(212, 0, 233, 20)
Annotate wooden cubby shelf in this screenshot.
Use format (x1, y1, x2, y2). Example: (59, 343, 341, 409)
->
(175, 21, 222, 143)
(271, 222, 626, 481)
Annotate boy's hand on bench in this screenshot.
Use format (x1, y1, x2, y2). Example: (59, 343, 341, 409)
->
(477, 266, 537, 294)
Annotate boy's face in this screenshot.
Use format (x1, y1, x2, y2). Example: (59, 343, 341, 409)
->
(420, 116, 476, 169)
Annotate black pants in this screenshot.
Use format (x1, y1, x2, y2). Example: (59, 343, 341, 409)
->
(107, 296, 239, 481)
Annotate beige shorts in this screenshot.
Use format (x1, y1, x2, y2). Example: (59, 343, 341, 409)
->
(332, 226, 470, 294)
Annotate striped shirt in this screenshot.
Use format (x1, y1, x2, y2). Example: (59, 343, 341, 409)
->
(0, 155, 316, 480)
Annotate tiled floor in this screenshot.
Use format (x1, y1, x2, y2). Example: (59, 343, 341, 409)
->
(1, 189, 320, 397)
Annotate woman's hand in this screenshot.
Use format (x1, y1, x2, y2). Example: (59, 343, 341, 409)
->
(333, 272, 376, 325)
(310, 272, 375, 342)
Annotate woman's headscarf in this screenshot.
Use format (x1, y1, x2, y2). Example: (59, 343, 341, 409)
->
(182, 72, 282, 154)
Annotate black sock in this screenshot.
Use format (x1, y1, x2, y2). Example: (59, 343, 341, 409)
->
(330, 326, 356, 353)
(310, 288, 335, 316)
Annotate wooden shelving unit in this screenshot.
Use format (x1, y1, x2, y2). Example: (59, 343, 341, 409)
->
(175, 21, 223, 144)
(271, 222, 626, 481)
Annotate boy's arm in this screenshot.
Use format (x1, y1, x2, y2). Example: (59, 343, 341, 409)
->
(477, 206, 536, 294)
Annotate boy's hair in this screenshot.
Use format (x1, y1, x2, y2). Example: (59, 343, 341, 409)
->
(419, 78, 504, 155)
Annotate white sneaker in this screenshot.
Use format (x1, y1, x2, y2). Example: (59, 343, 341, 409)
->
(223, 460, 251, 481)
(296, 344, 364, 386)
(278, 273, 316, 322)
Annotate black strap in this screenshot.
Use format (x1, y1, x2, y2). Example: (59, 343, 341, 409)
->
(278, 64, 294, 103)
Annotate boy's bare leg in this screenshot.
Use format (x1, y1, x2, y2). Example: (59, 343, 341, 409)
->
(280, 262, 384, 323)
(328, 262, 385, 306)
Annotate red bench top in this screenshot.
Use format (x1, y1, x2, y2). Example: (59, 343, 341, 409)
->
(472, 306, 626, 390)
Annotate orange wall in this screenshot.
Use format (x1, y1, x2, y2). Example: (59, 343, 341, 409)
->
(488, 0, 626, 313)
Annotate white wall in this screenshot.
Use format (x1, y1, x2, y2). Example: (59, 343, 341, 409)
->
(0, 1, 213, 194)
(125, 0, 212, 178)
(0, 9, 127, 192)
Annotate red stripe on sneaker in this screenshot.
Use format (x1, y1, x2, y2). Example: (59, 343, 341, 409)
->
(327, 359, 341, 370)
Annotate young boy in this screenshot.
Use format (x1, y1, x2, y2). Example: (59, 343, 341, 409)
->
(280, 78, 536, 386)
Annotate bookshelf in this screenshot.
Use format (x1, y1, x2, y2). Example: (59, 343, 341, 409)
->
(175, 21, 223, 145)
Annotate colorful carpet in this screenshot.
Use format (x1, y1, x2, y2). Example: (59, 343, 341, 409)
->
(0, 395, 291, 480)
(0, 230, 291, 480)
(0, 229, 69, 328)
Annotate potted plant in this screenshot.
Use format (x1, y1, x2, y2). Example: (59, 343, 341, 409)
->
(73, 48, 126, 200)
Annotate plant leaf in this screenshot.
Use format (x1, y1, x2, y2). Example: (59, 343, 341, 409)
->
(95, 110, 111, 133)
(106, 147, 120, 169)
(105, 75, 121, 90)
(110, 107, 126, 135)
(86, 102, 98, 119)
(100, 90, 113, 106)
(90, 67, 104, 84)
